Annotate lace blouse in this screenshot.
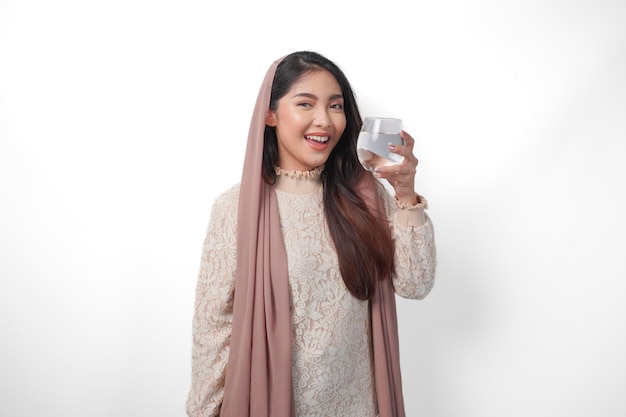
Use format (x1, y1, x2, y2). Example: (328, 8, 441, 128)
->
(186, 174, 436, 417)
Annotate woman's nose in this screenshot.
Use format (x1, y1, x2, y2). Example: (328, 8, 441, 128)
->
(313, 110, 331, 127)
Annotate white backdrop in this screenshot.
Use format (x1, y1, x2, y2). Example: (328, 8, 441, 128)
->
(1, 0, 625, 416)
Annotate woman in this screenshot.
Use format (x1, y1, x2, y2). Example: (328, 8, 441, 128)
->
(186, 51, 436, 417)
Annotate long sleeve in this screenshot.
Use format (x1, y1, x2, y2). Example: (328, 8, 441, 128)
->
(186, 185, 240, 417)
(381, 186, 437, 300)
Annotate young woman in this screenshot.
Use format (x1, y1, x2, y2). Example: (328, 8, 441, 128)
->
(186, 51, 436, 417)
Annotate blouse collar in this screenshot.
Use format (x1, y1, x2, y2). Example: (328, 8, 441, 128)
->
(273, 165, 323, 194)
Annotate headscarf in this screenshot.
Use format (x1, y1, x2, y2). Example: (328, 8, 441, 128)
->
(220, 55, 406, 417)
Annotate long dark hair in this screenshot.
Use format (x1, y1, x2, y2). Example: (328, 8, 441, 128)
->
(262, 51, 395, 300)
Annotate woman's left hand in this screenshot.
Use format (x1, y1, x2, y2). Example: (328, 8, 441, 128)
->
(373, 130, 419, 205)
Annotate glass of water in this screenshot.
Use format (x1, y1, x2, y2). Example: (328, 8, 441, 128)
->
(356, 117, 404, 171)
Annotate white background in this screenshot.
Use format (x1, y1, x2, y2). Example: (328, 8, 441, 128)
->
(1, 0, 625, 416)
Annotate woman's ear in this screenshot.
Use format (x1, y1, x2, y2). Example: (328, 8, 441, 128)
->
(265, 111, 277, 127)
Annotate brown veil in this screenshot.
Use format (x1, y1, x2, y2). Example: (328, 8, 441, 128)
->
(220, 55, 406, 417)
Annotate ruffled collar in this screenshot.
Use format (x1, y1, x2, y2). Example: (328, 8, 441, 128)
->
(274, 165, 324, 179)
(273, 165, 323, 194)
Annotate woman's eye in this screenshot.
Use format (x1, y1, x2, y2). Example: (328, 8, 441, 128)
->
(330, 103, 344, 110)
(297, 102, 313, 108)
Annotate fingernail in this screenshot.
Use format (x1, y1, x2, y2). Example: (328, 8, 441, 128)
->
(388, 144, 396, 150)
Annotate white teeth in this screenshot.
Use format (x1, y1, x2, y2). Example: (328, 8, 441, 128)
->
(306, 135, 329, 143)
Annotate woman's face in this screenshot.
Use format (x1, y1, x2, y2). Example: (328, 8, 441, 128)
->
(266, 69, 346, 171)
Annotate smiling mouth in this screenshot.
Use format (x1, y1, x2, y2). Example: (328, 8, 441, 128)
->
(305, 135, 330, 143)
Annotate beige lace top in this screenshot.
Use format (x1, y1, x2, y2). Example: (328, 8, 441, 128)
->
(186, 173, 436, 417)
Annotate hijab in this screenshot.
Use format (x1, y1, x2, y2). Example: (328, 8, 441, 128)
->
(220, 55, 406, 417)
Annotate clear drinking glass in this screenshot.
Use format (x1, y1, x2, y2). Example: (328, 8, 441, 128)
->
(356, 117, 404, 171)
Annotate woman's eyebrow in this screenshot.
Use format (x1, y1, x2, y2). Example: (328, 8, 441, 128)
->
(292, 92, 344, 100)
